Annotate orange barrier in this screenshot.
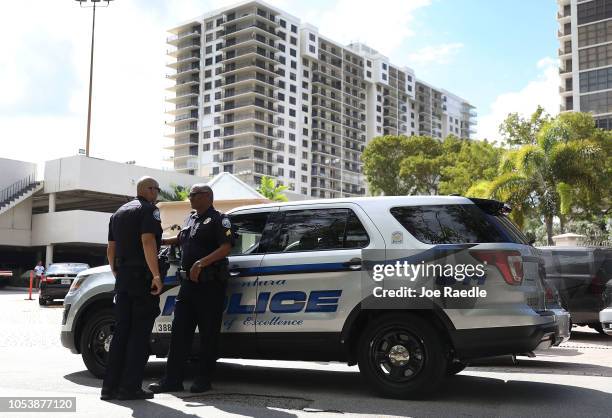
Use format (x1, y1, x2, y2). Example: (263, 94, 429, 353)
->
(28, 271, 33, 301)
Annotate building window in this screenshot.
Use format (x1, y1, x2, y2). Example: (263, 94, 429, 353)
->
(309, 33, 316, 41)
(291, 24, 297, 33)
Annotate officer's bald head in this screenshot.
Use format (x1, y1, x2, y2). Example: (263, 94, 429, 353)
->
(136, 176, 160, 202)
(189, 183, 213, 213)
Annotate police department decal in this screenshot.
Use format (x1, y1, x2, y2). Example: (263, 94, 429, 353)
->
(203, 217, 211, 224)
(222, 217, 231, 228)
(391, 231, 403, 244)
(153, 208, 161, 221)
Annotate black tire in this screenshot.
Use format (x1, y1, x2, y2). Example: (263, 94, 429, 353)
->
(446, 360, 467, 376)
(39, 298, 47, 306)
(357, 313, 447, 399)
(80, 308, 115, 378)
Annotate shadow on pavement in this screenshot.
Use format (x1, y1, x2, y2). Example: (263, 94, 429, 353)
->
(65, 360, 612, 417)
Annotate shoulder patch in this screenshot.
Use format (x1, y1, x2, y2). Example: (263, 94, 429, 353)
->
(222, 217, 231, 228)
(153, 208, 161, 221)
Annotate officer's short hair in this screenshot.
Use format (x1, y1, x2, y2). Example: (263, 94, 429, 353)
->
(136, 176, 159, 195)
(191, 184, 213, 200)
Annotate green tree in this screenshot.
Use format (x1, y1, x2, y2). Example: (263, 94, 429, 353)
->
(498, 105, 551, 147)
(257, 176, 288, 202)
(439, 136, 502, 195)
(470, 117, 606, 244)
(159, 184, 189, 202)
(362, 135, 502, 196)
(361, 135, 416, 195)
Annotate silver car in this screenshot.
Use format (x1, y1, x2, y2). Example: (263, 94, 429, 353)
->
(61, 196, 567, 398)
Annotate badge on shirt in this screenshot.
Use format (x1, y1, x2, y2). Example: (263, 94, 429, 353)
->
(222, 217, 231, 228)
(153, 208, 161, 221)
(203, 217, 211, 224)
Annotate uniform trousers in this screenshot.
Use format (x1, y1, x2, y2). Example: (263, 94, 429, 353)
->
(163, 278, 227, 385)
(102, 268, 160, 393)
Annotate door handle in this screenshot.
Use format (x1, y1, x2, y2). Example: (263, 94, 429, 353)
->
(343, 258, 362, 270)
(229, 269, 241, 277)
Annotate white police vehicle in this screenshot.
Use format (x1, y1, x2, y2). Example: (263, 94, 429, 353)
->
(61, 196, 567, 398)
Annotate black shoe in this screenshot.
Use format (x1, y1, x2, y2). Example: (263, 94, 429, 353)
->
(190, 380, 212, 393)
(148, 381, 184, 394)
(100, 387, 116, 401)
(116, 388, 154, 400)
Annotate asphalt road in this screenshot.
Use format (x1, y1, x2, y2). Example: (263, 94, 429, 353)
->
(0, 287, 610, 418)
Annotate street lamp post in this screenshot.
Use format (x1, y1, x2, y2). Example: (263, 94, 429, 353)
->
(75, 0, 114, 157)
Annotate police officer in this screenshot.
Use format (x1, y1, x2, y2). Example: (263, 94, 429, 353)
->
(101, 176, 163, 401)
(149, 184, 233, 394)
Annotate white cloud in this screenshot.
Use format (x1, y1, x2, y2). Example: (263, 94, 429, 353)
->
(407, 42, 464, 65)
(477, 57, 561, 142)
(304, 0, 431, 57)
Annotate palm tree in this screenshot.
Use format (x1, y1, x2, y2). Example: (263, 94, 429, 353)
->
(257, 176, 288, 202)
(158, 184, 189, 202)
(468, 120, 603, 244)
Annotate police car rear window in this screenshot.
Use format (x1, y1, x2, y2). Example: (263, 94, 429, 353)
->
(390, 205, 525, 245)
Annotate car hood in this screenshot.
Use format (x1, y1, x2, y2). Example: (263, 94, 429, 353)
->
(78, 264, 112, 276)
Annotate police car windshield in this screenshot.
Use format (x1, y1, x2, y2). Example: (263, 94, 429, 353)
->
(45, 263, 90, 275)
(390, 204, 529, 245)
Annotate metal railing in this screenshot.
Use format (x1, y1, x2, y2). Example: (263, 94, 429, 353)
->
(0, 172, 38, 207)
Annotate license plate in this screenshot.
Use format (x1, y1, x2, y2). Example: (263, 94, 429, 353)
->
(61, 279, 71, 285)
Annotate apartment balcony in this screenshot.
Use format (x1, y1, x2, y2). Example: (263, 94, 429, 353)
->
(559, 85, 573, 95)
(223, 46, 276, 65)
(221, 136, 274, 151)
(559, 66, 572, 74)
(165, 134, 199, 150)
(219, 125, 275, 140)
(558, 47, 572, 58)
(174, 157, 199, 171)
(166, 64, 200, 79)
(215, 112, 275, 127)
(167, 28, 201, 45)
(220, 99, 276, 114)
(223, 20, 281, 40)
(167, 40, 201, 58)
(220, 85, 277, 102)
(220, 35, 279, 53)
(557, 11, 571, 23)
(166, 112, 198, 127)
(221, 60, 277, 78)
(173, 148, 199, 159)
(558, 29, 571, 39)
(222, 73, 276, 89)
(167, 53, 200, 69)
(165, 75, 199, 91)
(165, 99, 199, 115)
(165, 87, 199, 103)
(164, 122, 198, 138)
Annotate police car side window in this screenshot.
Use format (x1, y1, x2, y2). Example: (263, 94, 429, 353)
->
(268, 208, 369, 253)
(229, 212, 270, 256)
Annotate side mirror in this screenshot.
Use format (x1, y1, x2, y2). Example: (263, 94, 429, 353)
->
(525, 232, 536, 246)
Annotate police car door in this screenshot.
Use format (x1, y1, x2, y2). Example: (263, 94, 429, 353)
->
(255, 203, 381, 355)
(222, 207, 278, 356)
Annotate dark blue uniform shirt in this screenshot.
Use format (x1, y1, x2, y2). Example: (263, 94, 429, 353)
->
(108, 197, 162, 266)
(178, 205, 233, 271)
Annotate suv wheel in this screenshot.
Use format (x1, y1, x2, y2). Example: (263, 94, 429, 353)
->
(357, 313, 446, 398)
(38, 298, 46, 306)
(80, 308, 114, 378)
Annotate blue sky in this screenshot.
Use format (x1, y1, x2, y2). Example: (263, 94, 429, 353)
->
(0, 0, 560, 169)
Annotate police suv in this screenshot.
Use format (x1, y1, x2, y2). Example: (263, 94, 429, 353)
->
(61, 196, 568, 398)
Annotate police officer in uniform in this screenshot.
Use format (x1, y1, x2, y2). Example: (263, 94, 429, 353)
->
(101, 176, 163, 401)
(149, 184, 233, 394)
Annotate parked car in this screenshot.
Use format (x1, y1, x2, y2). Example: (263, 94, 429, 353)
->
(0, 270, 11, 287)
(538, 246, 612, 335)
(39, 263, 90, 305)
(61, 196, 565, 398)
(599, 279, 612, 336)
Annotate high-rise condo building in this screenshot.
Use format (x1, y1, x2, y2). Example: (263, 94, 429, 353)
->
(558, 0, 612, 128)
(165, 0, 476, 198)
